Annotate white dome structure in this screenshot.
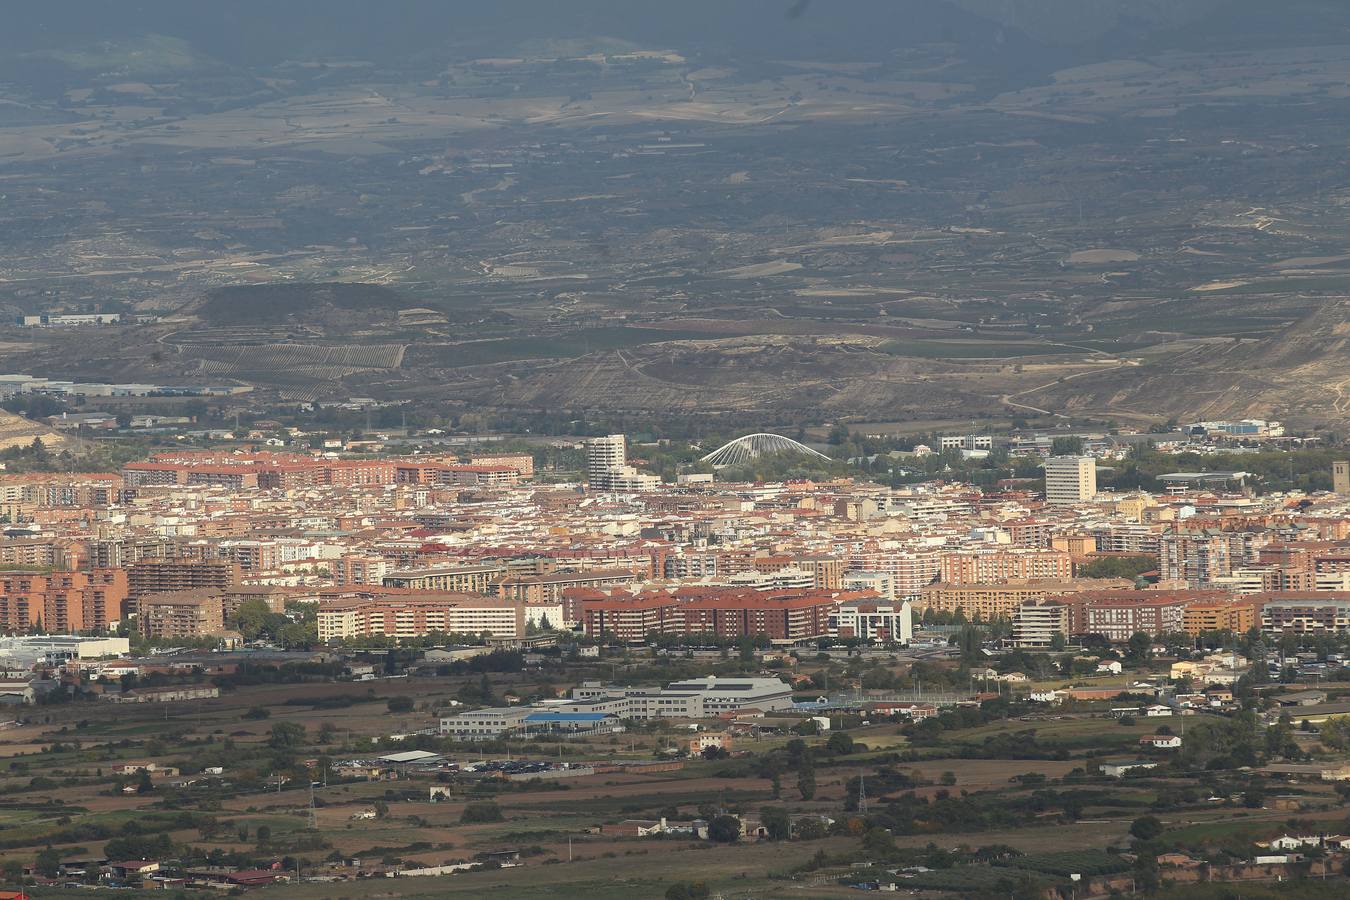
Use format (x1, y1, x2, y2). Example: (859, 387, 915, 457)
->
(700, 433, 831, 467)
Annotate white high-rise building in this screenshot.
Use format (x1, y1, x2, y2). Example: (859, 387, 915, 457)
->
(1043, 456, 1097, 505)
(584, 433, 660, 492)
(585, 434, 627, 483)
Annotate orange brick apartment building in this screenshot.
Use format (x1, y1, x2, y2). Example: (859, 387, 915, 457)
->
(0, 569, 129, 633)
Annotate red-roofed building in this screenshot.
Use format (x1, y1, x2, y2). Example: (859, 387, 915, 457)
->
(580, 593, 681, 642)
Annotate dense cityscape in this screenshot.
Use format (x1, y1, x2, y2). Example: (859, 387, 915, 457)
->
(0, 421, 1347, 897)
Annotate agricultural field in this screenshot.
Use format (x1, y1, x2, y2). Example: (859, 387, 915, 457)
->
(5, 640, 1348, 899)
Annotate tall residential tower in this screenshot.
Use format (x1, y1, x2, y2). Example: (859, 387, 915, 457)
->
(1044, 456, 1097, 505)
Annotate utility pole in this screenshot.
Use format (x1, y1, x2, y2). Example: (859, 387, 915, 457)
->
(308, 781, 317, 830)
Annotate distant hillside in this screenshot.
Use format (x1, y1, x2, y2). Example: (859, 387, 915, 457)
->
(10, 0, 1346, 67)
(196, 283, 407, 327)
(949, 0, 1227, 44)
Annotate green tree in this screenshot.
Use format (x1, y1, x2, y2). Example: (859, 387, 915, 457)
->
(956, 625, 986, 663)
(1051, 436, 1085, 456)
(1321, 717, 1350, 752)
(387, 696, 415, 713)
(35, 847, 63, 877)
(1077, 556, 1156, 580)
(861, 827, 896, 859)
(1129, 815, 1164, 842)
(461, 801, 504, 823)
(760, 806, 791, 841)
(797, 763, 816, 801)
(234, 598, 275, 640)
(825, 732, 856, 755)
(1126, 631, 1152, 662)
(268, 721, 306, 750)
(795, 817, 827, 840)
(708, 815, 741, 843)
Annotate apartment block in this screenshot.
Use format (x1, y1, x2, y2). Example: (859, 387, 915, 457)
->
(579, 594, 681, 642)
(383, 563, 507, 593)
(1044, 456, 1097, 505)
(495, 568, 641, 604)
(1160, 532, 1235, 586)
(1260, 593, 1350, 634)
(127, 559, 239, 607)
(918, 578, 1125, 621)
(0, 570, 129, 633)
(1011, 601, 1071, 648)
(1181, 601, 1259, 636)
(468, 452, 535, 477)
(316, 593, 532, 641)
(842, 571, 896, 600)
(938, 550, 1073, 584)
(843, 545, 943, 597)
(138, 590, 226, 638)
(1078, 593, 1192, 641)
(334, 554, 389, 585)
(678, 592, 835, 641)
(829, 598, 913, 644)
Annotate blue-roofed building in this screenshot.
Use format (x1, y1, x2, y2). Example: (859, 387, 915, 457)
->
(520, 710, 625, 737)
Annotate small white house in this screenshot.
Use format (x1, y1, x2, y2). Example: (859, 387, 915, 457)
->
(1268, 835, 1322, 851)
(1096, 660, 1123, 675)
(1144, 705, 1174, 717)
(1140, 735, 1182, 750)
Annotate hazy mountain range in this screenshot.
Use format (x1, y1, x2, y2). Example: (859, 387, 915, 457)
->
(4, 1, 1349, 68)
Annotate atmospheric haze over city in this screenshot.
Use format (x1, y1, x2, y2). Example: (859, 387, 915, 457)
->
(2, 1, 1350, 898)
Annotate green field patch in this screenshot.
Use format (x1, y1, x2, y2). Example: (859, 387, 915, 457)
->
(999, 849, 1129, 877)
(1165, 817, 1271, 846)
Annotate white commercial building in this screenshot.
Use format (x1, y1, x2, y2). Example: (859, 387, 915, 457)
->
(0, 635, 131, 668)
(439, 706, 532, 741)
(439, 675, 796, 739)
(570, 675, 795, 719)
